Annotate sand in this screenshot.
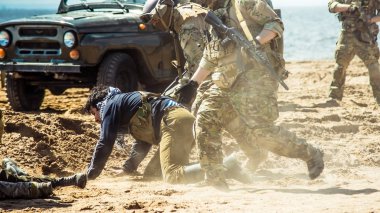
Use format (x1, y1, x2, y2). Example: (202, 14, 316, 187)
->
(0, 58, 379, 212)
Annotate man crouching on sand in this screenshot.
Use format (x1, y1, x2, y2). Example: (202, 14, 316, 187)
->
(84, 85, 250, 184)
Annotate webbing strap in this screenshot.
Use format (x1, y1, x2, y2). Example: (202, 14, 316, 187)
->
(234, 0, 254, 42)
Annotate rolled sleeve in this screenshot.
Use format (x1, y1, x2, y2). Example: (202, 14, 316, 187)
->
(241, 0, 284, 38)
(199, 56, 217, 70)
(328, 1, 340, 13)
(263, 21, 284, 38)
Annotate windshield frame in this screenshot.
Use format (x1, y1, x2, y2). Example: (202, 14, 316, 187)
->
(58, 0, 145, 14)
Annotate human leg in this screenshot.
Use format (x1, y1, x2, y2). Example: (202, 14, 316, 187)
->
(329, 33, 355, 100)
(249, 124, 324, 180)
(195, 86, 234, 188)
(1, 158, 86, 188)
(356, 40, 380, 104)
(0, 181, 52, 199)
(159, 107, 195, 184)
(122, 140, 152, 173)
(225, 117, 268, 172)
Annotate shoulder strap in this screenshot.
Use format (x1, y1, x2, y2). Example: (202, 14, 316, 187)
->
(234, 0, 254, 41)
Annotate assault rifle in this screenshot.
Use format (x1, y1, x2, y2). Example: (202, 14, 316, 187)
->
(204, 11, 289, 90)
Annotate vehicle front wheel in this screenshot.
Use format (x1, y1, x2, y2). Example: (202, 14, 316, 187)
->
(6, 73, 45, 111)
(97, 53, 138, 92)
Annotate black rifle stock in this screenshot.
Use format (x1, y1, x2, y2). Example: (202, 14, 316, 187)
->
(204, 11, 289, 90)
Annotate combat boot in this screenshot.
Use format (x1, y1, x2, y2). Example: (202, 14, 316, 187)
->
(30, 182, 53, 198)
(306, 147, 324, 180)
(223, 153, 252, 184)
(2, 158, 29, 176)
(51, 173, 87, 189)
(187, 165, 230, 191)
(183, 163, 205, 183)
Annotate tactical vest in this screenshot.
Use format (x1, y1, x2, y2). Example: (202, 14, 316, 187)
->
(129, 92, 161, 145)
(338, 0, 380, 42)
(206, 0, 285, 88)
(205, 6, 241, 88)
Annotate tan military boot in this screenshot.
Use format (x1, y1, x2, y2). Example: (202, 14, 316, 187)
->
(223, 153, 252, 184)
(306, 147, 324, 180)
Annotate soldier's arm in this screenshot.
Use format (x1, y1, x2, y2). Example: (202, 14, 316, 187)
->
(87, 107, 120, 180)
(256, 30, 277, 45)
(241, 0, 283, 44)
(328, 0, 351, 13)
(369, 16, 380, 23)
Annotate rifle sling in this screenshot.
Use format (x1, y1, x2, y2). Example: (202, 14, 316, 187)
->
(234, 0, 254, 42)
(172, 32, 185, 79)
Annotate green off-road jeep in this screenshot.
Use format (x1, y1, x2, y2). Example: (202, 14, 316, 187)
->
(0, 0, 177, 111)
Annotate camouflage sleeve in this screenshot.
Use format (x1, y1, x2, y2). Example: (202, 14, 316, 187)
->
(199, 38, 218, 70)
(239, 0, 284, 37)
(198, 47, 218, 71)
(328, 0, 340, 13)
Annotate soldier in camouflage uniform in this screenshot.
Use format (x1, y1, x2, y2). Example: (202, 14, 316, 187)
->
(176, 0, 324, 189)
(144, 0, 269, 173)
(328, 0, 380, 104)
(0, 111, 87, 199)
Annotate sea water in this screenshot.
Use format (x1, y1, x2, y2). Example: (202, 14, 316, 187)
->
(0, 6, 348, 61)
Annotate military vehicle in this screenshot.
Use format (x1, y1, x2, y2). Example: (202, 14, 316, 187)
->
(0, 0, 177, 111)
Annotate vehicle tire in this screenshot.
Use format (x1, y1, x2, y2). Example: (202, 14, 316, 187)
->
(6, 74, 45, 111)
(97, 53, 138, 92)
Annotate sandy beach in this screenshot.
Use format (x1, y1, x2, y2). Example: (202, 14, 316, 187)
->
(0, 58, 379, 212)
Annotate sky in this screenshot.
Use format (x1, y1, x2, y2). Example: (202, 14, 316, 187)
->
(0, 0, 327, 9)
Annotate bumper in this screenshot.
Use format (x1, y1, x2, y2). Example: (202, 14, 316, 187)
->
(0, 62, 81, 73)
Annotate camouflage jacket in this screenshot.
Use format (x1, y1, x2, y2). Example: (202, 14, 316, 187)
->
(329, 0, 380, 32)
(199, 0, 283, 73)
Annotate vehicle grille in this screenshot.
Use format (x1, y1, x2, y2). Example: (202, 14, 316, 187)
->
(16, 41, 61, 56)
(19, 27, 57, 37)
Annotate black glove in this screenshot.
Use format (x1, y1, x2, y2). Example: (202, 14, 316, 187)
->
(175, 80, 199, 106)
(140, 13, 153, 23)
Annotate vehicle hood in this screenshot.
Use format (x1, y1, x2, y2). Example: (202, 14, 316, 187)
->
(0, 11, 145, 32)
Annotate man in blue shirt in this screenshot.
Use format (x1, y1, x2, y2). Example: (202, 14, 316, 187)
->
(85, 86, 250, 184)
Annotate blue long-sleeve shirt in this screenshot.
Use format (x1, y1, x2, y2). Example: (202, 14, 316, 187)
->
(87, 91, 179, 180)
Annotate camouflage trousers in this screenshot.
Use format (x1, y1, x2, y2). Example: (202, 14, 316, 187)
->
(0, 160, 54, 199)
(195, 74, 316, 182)
(192, 79, 268, 171)
(330, 31, 380, 102)
(0, 181, 52, 199)
(159, 107, 195, 184)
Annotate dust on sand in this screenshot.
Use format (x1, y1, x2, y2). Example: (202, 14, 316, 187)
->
(0, 58, 379, 212)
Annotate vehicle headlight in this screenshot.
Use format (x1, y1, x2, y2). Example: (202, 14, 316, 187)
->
(0, 30, 10, 47)
(63, 31, 76, 48)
